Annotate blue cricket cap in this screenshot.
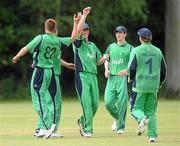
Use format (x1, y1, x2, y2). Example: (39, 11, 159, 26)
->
(137, 28, 152, 39)
(83, 23, 90, 29)
(114, 26, 127, 33)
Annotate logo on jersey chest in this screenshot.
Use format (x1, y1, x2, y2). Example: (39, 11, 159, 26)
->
(87, 53, 95, 59)
(112, 59, 124, 64)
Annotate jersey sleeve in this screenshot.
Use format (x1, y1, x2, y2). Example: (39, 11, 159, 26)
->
(129, 54, 137, 80)
(59, 37, 72, 46)
(128, 48, 136, 69)
(104, 44, 111, 54)
(26, 35, 42, 53)
(94, 44, 102, 61)
(160, 56, 167, 83)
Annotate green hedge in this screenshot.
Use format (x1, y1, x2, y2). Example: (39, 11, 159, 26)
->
(0, 78, 179, 100)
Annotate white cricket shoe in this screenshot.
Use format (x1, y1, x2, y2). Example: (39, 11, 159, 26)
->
(77, 117, 92, 138)
(50, 132, 63, 138)
(117, 129, 124, 134)
(33, 129, 40, 137)
(44, 124, 56, 139)
(111, 120, 118, 131)
(80, 130, 92, 138)
(137, 117, 149, 136)
(36, 129, 47, 138)
(149, 137, 157, 143)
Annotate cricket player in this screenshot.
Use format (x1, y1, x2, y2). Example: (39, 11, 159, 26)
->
(33, 59, 75, 138)
(73, 7, 109, 138)
(104, 26, 133, 134)
(120, 28, 167, 142)
(12, 15, 79, 138)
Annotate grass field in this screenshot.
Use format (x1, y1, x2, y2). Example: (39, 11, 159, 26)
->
(0, 99, 180, 146)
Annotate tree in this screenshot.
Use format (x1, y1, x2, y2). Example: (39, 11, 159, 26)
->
(165, 0, 180, 97)
(0, 0, 150, 97)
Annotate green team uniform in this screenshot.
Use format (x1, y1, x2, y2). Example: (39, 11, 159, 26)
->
(104, 42, 132, 130)
(27, 33, 72, 130)
(128, 43, 167, 138)
(73, 37, 102, 134)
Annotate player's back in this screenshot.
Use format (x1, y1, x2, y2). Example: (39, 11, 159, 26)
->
(37, 33, 61, 69)
(133, 43, 163, 93)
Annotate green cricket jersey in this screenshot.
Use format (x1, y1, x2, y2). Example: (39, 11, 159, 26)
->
(105, 42, 132, 75)
(26, 34, 72, 74)
(52, 37, 72, 75)
(128, 43, 166, 93)
(73, 38, 102, 74)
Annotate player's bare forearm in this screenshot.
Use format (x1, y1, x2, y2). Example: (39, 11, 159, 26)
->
(104, 61, 109, 78)
(97, 54, 109, 65)
(12, 47, 29, 64)
(71, 13, 81, 42)
(71, 22, 78, 42)
(77, 7, 91, 34)
(104, 60, 109, 70)
(61, 59, 75, 70)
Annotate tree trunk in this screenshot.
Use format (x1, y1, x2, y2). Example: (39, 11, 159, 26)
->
(165, 0, 180, 96)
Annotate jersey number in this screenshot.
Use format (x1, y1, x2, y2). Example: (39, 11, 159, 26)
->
(145, 58, 152, 74)
(44, 47, 56, 59)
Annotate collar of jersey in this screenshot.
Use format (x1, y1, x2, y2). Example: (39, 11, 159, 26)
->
(78, 35, 90, 44)
(116, 41, 127, 47)
(141, 42, 151, 46)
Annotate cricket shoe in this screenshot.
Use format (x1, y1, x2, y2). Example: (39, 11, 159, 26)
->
(137, 117, 149, 136)
(77, 118, 92, 138)
(44, 124, 56, 139)
(111, 120, 118, 131)
(35, 129, 47, 138)
(77, 118, 84, 136)
(80, 131, 92, 138)
(117, 129, 124, 134)
(33, 129, 40, 137)
(149, 137, 157, 143)
(50, 132, 63, 138)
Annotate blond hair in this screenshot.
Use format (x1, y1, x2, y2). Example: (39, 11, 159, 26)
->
(44, 19, 57, 32)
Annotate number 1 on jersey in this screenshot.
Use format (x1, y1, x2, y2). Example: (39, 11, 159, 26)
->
(145, 58, 152, 74)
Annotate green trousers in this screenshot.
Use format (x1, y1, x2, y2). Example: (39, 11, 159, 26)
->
(104, 75, 128, 130)
(31, 68, 61, 131)
(75, 72, 99, 133)
(132, 92, 157, 138)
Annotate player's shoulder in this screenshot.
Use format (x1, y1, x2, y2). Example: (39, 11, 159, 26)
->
(107, 42, 116, 48)
(30, 34, 43, 43)
(133, 45, 141, 51)
(151, 44, 163, 54)
(88, 41, 97, 47)
(34, 34, 43, 39)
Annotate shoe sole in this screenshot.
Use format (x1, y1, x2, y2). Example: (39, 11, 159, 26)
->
(44, 124, 56, 139)
(137, 118, 149, 136)
(77, 118, 92, 138)
(137, 124, 145, 136)
(50, 135, 63, 138)
(77, 118, 84, 137)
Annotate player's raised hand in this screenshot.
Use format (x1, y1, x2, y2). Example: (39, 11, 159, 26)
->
(83, 7, 91, 16)
(74, 12, 82, 24)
